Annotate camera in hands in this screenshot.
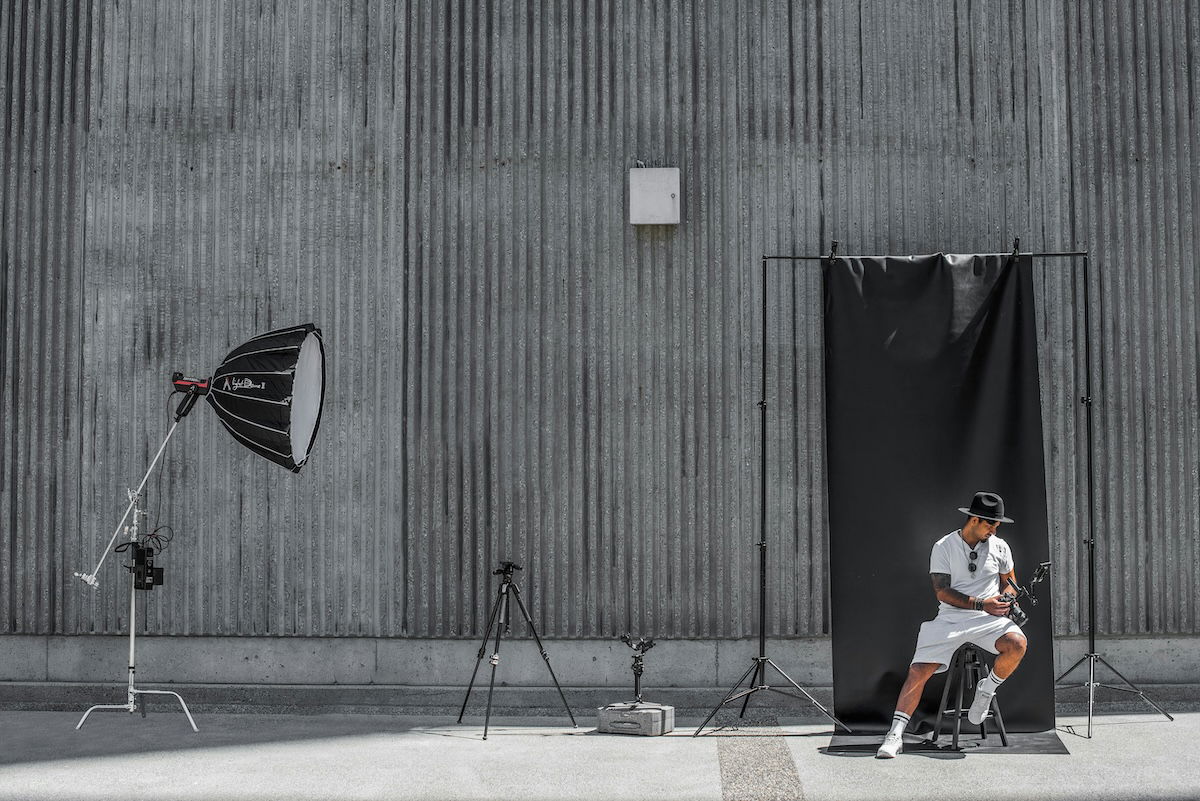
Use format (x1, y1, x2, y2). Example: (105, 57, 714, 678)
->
(997, 561, 1051, 626)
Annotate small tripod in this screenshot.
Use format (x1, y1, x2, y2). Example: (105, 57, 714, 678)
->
(457, 561, 577, 739)
(76, 490, 197, 732)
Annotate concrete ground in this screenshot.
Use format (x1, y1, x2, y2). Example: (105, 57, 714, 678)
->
(0, 707, 1195, 801)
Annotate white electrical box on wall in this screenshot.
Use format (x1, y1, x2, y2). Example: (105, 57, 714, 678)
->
(629, 167, 681, 225)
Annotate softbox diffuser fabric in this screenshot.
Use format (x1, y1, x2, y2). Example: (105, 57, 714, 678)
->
(823, 253, 1053, 732)
(207, 323, 327, 472)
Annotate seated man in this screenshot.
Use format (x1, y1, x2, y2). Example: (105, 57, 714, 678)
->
(876, 491, 1028, 759)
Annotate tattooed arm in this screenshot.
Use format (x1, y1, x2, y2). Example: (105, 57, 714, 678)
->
(930, 573, 1011, 616)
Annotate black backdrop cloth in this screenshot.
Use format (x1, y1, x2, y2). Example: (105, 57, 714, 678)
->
(823, 253, 1053, 732)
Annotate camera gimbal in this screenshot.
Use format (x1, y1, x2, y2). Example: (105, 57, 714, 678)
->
(998, 560, 1051, 627)
(619, 634, 656, 704)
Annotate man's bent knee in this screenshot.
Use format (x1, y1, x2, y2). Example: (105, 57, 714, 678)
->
(996, 633, 1027, 655)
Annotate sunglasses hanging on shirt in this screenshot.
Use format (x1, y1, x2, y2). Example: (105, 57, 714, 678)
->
(967, 551, 979, 572)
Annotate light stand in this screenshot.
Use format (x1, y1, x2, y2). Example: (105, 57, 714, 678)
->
(1054, 251, 1172, 737)
(694, 251, 852, 737)
(72, 324, 325, 732)
(457, 561, 577, 739)
(75, 390, 203, 732)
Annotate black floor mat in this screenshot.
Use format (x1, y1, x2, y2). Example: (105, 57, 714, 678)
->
(824, 730, 1069, 756)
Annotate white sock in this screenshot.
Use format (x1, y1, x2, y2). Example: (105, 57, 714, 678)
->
(888, 711, 910, 738)
(978, 672, 1005, 696)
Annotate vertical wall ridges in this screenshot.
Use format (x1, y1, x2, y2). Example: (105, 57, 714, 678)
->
(1, 1, 1197, 640)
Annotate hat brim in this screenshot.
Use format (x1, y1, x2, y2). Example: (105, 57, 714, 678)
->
(958, 507, 1015, 524)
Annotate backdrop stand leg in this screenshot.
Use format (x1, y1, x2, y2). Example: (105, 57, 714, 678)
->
(738, 661, 763, 718)
(762, 658, 844, 727)
(693, 659, 761, 735)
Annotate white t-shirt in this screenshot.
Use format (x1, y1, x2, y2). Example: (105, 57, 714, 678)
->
(929, 529, 1014, 614)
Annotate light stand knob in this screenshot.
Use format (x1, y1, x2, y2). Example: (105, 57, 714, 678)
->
(73, 571, 99, 588)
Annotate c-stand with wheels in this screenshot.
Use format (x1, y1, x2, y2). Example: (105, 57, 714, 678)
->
(457, 561, 576, 739)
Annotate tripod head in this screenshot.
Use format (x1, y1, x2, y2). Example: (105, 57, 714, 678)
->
(493, 560, 523, 579)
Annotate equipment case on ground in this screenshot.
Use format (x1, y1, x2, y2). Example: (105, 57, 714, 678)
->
(597, 702, 675, 736)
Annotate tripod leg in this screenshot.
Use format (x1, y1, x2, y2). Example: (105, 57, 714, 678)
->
(510, 586, 576, 727)
(458, 583, 506, 724)
(693, 658, 759, 736)
(1056, 653, 1090, 684)
(738, 660, 764, 719)
(762, 659, 852, 733)
(1094, 655, 1175, 722)
(482, 588, 508, 740)
(1088, 655, 1095, 738)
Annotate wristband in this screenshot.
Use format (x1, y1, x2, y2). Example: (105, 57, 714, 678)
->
(973, 597, 983, 611)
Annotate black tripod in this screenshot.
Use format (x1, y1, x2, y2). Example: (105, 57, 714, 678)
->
(1048, 250, 1172, 738)
(694, 252, 853, 737)
(457, 561, 577, 739)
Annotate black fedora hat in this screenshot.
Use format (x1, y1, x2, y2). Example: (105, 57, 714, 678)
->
(958, 491, 1014, 523)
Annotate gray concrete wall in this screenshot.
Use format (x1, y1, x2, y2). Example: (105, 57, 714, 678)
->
(2, 634, 1197, 688)
(1, 1, 1197, 648)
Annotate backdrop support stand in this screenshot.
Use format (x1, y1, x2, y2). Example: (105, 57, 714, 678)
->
(700, 248, 1168, 737)
(1051, 251, 1172, 737)
(694, 253, 851, 737)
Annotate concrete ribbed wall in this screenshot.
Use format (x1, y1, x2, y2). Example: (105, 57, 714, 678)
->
(1, 1, 1197, 640)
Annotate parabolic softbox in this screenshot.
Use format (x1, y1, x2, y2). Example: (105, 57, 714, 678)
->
(205, 323, 326, 472)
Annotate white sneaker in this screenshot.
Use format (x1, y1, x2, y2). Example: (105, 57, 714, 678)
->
(876, 732, 903, 758)
(967, 687, 995, 724)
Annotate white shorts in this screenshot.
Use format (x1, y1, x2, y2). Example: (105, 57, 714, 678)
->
(910, 609, 1025, 673)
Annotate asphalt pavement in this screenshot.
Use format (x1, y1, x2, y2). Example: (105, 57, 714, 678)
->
(0, 709, 1195, 801)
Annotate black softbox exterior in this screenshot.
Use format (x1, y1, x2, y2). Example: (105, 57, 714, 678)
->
(823, 253, 1053, 733)
(206, 323, 326, 472)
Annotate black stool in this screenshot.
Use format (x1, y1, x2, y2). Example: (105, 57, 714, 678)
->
(931, 644, 1009, 750)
